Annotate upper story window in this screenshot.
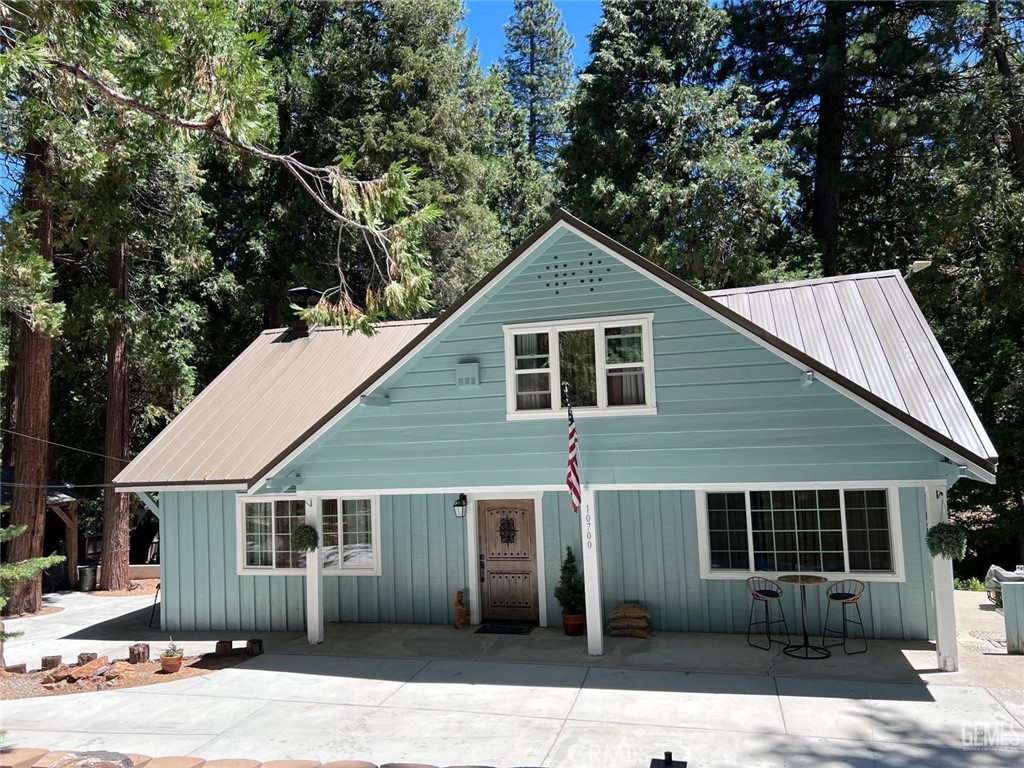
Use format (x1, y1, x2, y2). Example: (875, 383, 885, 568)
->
(503, 314, 655, 418)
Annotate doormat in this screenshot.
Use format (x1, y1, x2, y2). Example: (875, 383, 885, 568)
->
(474, 623, 536, 635)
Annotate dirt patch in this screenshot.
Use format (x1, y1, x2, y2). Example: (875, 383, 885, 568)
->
(89, 579, 160, 597)
(0, 651, 248, 699)
(2, 604, 65, 619)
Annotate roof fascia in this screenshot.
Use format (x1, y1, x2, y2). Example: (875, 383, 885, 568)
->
(247, 212, 581, 493)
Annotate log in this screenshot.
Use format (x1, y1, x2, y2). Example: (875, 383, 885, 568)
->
(41, 655, 62, 670)
(246, 638, 264, 656)
(215, 640, 234, 657)
(78, 652, 98, 665)
(128, 643, 150, 664)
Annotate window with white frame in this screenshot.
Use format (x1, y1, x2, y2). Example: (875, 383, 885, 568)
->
(321, 497, 379, 573)
(703, 488, 898, 577)
(504, 315, 654, 416)
(242, 498, 309, 570)
(240, 496, 379, 574)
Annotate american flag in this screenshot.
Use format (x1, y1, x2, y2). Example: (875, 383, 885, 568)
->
(562, 382, 581, 513)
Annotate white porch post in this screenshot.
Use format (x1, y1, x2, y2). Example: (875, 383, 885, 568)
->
(305, 497, 324, 645)
(926, 484, 958, 671)
(580, 487, 603, 656)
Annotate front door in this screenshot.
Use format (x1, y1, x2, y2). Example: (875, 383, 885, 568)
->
(478, 499, 539, 622)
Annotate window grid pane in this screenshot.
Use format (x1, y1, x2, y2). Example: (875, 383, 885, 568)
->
(844, 490, 893, 572)
(322, 499, 340, 569)
(273, 500, 307, 569)
(707, 492, 749, 570)
(342, 498, 375, 569)
(751, 490, 844, 573)
(559, 329, 597, 407)
(245, 502, 273, 567)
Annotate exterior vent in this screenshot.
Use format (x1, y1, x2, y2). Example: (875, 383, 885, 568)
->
(456, 362, 480, 388)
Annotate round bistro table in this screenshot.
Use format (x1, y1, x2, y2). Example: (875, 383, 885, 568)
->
(778, 574, 831, 659)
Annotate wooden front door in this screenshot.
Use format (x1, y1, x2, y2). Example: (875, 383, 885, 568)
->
(478, 499, 538, 622)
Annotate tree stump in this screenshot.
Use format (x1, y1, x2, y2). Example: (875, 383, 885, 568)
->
(246, 638, 264, 656)
(78, 653, 98, 665)
(4, 663, 27, 674)
(41, 655, 62, 670)
(128, 643, 150, 664)
(215, 640, 234, 657)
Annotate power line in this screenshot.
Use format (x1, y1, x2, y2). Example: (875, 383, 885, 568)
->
(1, 428, 127, 463)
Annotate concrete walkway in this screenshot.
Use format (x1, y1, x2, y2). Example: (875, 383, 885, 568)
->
(2, 591, 1023, 767)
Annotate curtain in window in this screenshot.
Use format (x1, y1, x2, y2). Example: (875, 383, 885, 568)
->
(514, 333, 551, 410)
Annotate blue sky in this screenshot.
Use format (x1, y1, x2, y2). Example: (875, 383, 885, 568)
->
(464, 0, 602, 71)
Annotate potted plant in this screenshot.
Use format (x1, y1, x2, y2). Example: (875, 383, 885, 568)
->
(926, 522, 968, 560)
(554, 546, 586, 636)
(292, 523, 319, 552)
(160, 638, 184, 673)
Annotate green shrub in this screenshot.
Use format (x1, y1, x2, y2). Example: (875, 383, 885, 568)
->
(953, 577, 986, 592)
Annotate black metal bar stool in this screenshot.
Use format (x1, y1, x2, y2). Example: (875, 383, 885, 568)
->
(745, 576, 790, 650)
(822, 578, 867, 654)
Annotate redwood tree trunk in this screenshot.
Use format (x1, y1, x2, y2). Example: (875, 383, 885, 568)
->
(5, 137, 54, 617)
(99, 241, 131, 591)
(812, 0, 847, 277)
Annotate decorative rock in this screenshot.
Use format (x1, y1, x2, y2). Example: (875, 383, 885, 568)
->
(261, 761, 319, 768)
(42, 665, 73, 684)
(379, 764, 439, 768)
(123, 756, 152, 768)
(318, 763, 378, 768)
(41, 655, 62, 670)
(32, 751, 70, 768)
(0, 749, 50, 768)
(201, 761, 261, 768)
(128, 643, 150, 664)
(3, 662, 28, 674)
(51, 753, 133, 768)
(70, 656, 109, 681)
(78, 653, 98, 665)
(245, 638, 264, 656)
(144, 758, 205, 768)
(214, 640, 234, 657)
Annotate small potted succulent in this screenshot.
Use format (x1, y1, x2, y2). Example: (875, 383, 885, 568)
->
(926, 522, 968, 560)
(160, 638, 184, 673)
(554, 546, 586, 636)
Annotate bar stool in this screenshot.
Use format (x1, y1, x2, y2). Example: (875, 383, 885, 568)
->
(745, 576, 790, 650)
(822, 578, 867, 654)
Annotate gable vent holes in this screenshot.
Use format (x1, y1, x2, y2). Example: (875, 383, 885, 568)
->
(542, 252, 607, 295)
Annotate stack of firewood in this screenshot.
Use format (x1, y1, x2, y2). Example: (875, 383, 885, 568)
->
(607, 602, 651, 638)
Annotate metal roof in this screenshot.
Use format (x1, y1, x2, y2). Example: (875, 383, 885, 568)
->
(116, 213, 996, 490)
(706, 271, 997, 464)
(114, 320, 431, 489)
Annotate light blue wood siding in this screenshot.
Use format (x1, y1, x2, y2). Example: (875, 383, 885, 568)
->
(285, 227, 951, 491)
(159, 491, 466, 632)
(594, 487, 933, 640)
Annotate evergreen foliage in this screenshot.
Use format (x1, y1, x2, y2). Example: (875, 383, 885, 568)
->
(553, 545, 585, 614)
(559, 0, 799, 288)
(502, 0, 575, 168)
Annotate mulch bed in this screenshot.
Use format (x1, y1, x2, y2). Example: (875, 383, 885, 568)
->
(2, 604, 65, 619)
(0, 651, 249, 699)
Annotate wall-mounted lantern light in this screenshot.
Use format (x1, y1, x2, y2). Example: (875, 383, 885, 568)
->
(453, 493, 468, 519)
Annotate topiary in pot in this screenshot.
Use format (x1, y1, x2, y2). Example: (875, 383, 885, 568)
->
(926, 522, 967, 560)
(291, 523, 319, 553)
(160, 638, 183, 673)
(554, 546, 586, 636)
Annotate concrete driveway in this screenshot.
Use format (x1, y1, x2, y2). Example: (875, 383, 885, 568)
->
(2, 592, 1023, 767)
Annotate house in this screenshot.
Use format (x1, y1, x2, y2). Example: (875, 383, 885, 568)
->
(115, 211, 997, 671)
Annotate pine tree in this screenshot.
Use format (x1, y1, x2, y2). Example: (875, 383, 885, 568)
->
(559, 0, 797, 288)
(501, 0, 575, 168)
(0, 521, 65, 668)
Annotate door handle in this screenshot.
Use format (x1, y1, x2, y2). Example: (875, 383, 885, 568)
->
(479, 554, 485, 583)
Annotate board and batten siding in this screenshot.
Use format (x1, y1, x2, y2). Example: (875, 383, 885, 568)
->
(159, 491, 466, 632)
(594, 487, 934, 639)
(283, 227, 952, 492)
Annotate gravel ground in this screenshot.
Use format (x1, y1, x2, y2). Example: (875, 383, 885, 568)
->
(89, 579, 160, 597)
(0, 652, 247, 699)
